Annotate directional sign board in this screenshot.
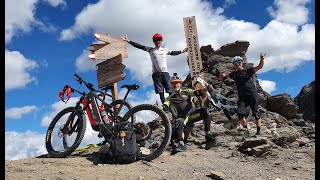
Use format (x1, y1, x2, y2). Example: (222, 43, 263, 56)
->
(183, 16, 204, 86)
(88, 33, 128, 60)
(89, 33, 129, 100)
(96, 54, 127, 88)
(94, 32, 123, 44)
(88, 43, 128, 60)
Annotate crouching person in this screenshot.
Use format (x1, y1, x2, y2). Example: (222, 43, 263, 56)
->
(163, 73, 216, 152)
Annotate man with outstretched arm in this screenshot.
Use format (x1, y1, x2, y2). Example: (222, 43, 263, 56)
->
(218, 53, 266, 137)
(120, 33, 187, 104)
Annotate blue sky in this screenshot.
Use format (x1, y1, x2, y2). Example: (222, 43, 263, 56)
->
(5, 0, 315, 160)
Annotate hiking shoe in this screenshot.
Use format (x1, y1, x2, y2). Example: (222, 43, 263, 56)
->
(175, 143, 187, 152)
(205, 133, 216, 142)
(204, 134, 217, 150)
(204, 141, 217, 150)
(253, 131, 261, 138)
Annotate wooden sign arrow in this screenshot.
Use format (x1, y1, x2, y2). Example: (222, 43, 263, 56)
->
(88, 43, 128, 60)
(97, 64, 126, 79)
(97, 63, 125, 71)
(94, 32, 123, 44)
(95, 54, 123, 68)
(98, 72, 127, 89)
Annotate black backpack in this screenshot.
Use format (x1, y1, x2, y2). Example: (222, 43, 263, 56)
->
(106, 121, 139, 164)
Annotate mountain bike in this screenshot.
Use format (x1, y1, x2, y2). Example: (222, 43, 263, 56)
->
(45, 73, 172, 162)
(98, 83, 136, 121)
(192, 76, 238, 120)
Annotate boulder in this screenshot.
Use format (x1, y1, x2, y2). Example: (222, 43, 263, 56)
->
(294, 81, 315, 122)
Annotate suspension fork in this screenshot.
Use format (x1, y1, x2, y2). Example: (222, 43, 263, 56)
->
(62, 102, 83, 135)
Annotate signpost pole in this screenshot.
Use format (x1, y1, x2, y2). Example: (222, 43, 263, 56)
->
(183, 16, 204, 87)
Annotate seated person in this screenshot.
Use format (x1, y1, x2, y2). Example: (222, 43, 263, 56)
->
(163, 73, 216, 152)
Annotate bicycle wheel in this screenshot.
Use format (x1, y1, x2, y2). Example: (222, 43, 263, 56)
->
(110, 99, 135, 122)
(45, 107, 86, 157)
(122, 104, 171, 161)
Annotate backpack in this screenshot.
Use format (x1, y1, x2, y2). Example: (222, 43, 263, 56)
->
(106, 121, 139, 164)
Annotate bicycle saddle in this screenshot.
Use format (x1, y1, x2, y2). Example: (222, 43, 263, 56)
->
(100, 84, 114, 91)
(121, 84, 140, 90)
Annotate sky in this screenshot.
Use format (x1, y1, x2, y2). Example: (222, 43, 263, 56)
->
(5, 0, 315, 160)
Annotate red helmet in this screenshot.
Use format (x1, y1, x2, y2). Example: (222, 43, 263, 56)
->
(152, 33, 163, 40)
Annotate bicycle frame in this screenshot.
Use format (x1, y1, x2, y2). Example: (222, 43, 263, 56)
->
(209, 88, 238, 111)
(79, 91, 114, 128)
(62, 74, 119, 132)
(193, 76, 238, 111)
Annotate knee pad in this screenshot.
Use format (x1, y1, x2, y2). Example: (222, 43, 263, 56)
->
(254, 114, 260, 120)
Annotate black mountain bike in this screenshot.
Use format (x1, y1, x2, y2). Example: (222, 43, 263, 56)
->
(193, 76, 238, 120)
(45, 73, 172, 161)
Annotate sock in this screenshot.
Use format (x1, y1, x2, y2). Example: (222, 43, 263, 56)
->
(257, 126, 261, 133)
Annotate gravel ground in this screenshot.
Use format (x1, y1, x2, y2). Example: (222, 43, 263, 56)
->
(5, 138, 315, 180)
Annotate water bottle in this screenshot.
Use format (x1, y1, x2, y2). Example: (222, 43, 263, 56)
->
(90, 106, 101, 131)
(91, 107, 99, 121)
(101, 108, 110, 125)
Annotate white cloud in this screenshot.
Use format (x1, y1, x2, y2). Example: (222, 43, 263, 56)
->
(5, 49, 39, 91)
(267, 0, 311, 25)
(258, 79, 277, 94)
(5, 106, 38, 119)
(223, 0, 236, 8)
(60, 0, 314, 89)
(75, 50, 101, 73)
(5, 131, 47, 160)
(5, 0, 62, 43)
(44, 0, 67, 8)
(5, 0, 37, 43)
(5, 129, 100, 161)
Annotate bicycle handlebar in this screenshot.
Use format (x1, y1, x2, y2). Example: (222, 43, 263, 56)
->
(73, 72, 97, 92)
(73, 73, 82, 82)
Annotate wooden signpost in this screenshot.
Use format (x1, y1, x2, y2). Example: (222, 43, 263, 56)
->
(183, 16, 204, 87)
(88, 33, 128, 101)
(183, 16, 206, 106)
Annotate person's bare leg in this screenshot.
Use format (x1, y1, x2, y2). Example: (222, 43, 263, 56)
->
(240, 117, 247, 127)
(183, 128, 191, 143)
(256, 118, 261, 135)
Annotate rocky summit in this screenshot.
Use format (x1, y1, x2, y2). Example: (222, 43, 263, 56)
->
(5, 41, 315, 180)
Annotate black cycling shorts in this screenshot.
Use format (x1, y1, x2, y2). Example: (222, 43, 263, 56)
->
(152, 72, 172, 94)
(237, 93, 260, 119)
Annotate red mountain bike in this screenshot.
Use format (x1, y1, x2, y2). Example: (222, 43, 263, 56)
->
(45, 73, 172, 161)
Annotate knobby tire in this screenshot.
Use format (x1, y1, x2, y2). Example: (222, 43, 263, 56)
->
(45, 107, 86, 157)
(123, 104, 171, 162)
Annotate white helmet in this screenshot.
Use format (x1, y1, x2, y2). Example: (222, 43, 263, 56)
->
(232, 56, 243, 64)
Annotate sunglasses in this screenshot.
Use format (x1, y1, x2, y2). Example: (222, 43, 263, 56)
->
(233, 61, 242, 65)
(153, 38, 162, 42)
